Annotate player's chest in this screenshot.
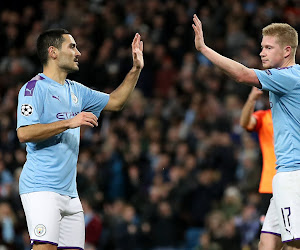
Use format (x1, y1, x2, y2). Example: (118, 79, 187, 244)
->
(43, 87, 81, 121)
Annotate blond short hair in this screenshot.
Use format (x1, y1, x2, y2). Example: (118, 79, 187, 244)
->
(262, 23, 298, 56)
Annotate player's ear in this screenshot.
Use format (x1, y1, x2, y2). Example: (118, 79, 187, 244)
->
(284, 45, 292, 58)
(48, 46, 58, 60)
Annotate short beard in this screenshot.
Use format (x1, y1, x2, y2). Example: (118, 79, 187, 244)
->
(62, 65, 79, 74)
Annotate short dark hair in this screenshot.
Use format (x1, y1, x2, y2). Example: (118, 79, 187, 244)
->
(36, 29, 70, 65)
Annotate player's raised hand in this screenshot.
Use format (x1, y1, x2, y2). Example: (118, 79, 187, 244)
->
(249, 87, 263, 101)
(132, 33, 144, 70)
(69, 112, 98, 128)
(192, 14, 206, 52)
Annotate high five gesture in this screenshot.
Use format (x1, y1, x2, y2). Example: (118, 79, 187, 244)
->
(132, 33, 144, 70)
(192, 14, 206, 52)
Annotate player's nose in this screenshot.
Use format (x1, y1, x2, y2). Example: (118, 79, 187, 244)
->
(75, 48, 81, 57)
(259, 49, 265, 57)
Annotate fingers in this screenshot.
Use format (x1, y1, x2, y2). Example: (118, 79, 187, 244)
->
(139, 40, 143, 52)
(89, 113, 98, 127)
(131, 33, 144, 69)
(192, 24, 198, 35)
(85, 117, 98, 127)
(132, 33, 138, 48)
(79, 112, 98, 127)
(193, 14, 202, 27)
(252, 86, 263, 93)
(132, 33, 142, 50)
(249, 87, 263, 99)
(192, 14, 202, 34)
(256, 89, 263, 95)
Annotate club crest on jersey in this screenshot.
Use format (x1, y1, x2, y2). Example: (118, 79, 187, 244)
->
(21, 104, 33, 116)
(71, 92, 78, 104)
(34, 224, 46, 237)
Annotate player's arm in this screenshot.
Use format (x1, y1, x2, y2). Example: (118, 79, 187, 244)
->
(240, 87, 263, 130)
(192, 14, 261, 88)
(104, 33, 144, 111)
(17, 112, 98, 143)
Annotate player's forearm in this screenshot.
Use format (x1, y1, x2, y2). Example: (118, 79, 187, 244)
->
(105, 66, 142, 111)
(17, 119, 71, 143)
(240, 98, 256, 128)
(200, 46, 260, 87)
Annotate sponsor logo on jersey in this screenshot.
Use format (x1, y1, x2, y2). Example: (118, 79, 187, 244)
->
(56, 112, 79, 120)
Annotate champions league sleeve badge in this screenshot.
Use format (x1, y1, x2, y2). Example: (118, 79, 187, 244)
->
(21, 104, 33, 116)
(265, 69, 272, 75)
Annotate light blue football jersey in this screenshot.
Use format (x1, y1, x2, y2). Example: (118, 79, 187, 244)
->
(254, 65, 300, 172)
(17, 73, 109, 197)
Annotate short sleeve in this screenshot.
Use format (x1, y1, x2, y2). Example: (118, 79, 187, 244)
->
(17, 81, 44, 130)
(77, 84, 109, 117)
(254, 67, 298, 95)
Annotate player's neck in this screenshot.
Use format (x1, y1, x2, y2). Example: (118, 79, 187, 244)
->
(43, 66, 68, 85)
(280, 57, 296, 68)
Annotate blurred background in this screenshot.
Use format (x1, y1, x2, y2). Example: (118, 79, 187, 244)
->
(0, 0, 299, 249)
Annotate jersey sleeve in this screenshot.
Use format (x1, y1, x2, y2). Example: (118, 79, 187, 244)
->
(17, 82, 44, 130)
(253, 68, 298, 95)
(78, 84, 110, 117)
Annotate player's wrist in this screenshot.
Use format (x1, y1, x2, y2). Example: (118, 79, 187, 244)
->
(248, 96, 258, 102)
(63, 118, 72, 129)
(198, 44, 208, 53)
(131, 65, 142, 72)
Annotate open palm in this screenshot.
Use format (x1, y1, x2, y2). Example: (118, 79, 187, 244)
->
(132, 33, 144, 69)
(192, 14, 205, 51)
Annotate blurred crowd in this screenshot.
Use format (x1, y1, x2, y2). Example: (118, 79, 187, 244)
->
(0, 0, 299, 249)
